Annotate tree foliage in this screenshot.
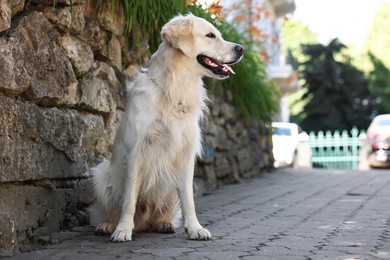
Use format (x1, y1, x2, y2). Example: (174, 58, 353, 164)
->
(282, 19, 317, 64)
(368, 52, 390, 113)
(296, 39, 379, 132)
(366, 2, 390, 69)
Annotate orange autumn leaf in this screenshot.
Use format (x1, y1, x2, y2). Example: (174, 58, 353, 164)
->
(262, 33, 269, 39)
(207, 2, 223, 16)
(185, 0, 197, 7)
(219, 13, 227, 19)
(263, 57, 271, 63)
(234, 14, 247, 22)
(259, 51, 267, 58)
(265, 10, 271, 17)
(247, 25, 261, 36)
(256, 7, 264, 13)
(252, 13, 261, 22)
(271, 37, 278, 44)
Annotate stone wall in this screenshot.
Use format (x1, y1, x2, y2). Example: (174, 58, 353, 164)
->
(195, 96, 272, 195)
(0, 0, 272, 256)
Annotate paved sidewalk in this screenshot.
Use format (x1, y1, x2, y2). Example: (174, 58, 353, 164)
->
(10, 169, 390, 260)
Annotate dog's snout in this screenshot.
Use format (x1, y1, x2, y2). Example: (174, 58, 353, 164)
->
(234, 44, 244, 54)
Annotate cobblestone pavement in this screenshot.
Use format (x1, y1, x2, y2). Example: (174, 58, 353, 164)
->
(10, 169, 390, 260)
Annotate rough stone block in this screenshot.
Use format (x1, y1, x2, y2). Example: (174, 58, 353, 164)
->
(237, 148, 255, 174)
(0, 183, 85, 254)
(0, 211, 17, 257)
(8, 0, 24, 17)
(0, 11, 78, 106)
(91, 61, 127, 110)
(78, 78, 115, 115)
(0, 95, 106, 182)
(204, 165, 217, 190)
(93, 0, 123, 36)
(215, 154, 231, 178)
(60, 33, 93, 76)
(43, 5, 85, 34)
(0, 39, 29, 96)
(215, 125, 229, 151)
(0, 1, 11, 33)
(193, 178, 207, 198)
(237, 129, 251, 146)
(79, 17, 109, 52)
(100, 34, 122, 70)
(203, 119, 218, 136)
(220, 102, 235, 121)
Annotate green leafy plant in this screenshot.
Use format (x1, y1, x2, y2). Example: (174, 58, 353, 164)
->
(92, 0, 185, 51)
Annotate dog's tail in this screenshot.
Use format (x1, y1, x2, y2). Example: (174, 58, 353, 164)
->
(88, 159, 112, 226)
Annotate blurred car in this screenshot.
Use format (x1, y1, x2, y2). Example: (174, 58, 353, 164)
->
(364, 114, 390, 168)
(272, 122, 312, 168)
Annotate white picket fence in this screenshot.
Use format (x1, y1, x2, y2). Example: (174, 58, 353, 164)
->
(309, 127, 365, 169)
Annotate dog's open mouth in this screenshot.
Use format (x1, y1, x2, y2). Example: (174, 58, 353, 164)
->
(197, 55, 236, 76)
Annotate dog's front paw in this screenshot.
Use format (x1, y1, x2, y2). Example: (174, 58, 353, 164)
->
(110, 229, 133, 242)
(186, 226, 212, 240)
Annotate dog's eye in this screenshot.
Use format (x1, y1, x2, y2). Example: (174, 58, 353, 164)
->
(205, 33, 216, 38)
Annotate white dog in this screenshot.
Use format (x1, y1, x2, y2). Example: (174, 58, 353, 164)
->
(90, 14, 244, 242)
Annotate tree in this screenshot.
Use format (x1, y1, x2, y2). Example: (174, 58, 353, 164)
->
(366, 2, 390, 69)
(296, 39, 379, 132)
(282, 19, 317, 64)
(281, 20, 317, 122)
(368, 52, 390, 113)
(363, 2, 390, 114)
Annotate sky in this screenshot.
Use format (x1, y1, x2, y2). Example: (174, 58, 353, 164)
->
(292, 0, 386, 48)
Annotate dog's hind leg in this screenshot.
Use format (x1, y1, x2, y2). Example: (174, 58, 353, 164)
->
(178, 159, 212, 240)
(95, 222, 116, 235)
(89, 160, 120, 235)
(149, 192, 180, 234)
(90, 159, 122, 235)
(94, 204, 121, 235)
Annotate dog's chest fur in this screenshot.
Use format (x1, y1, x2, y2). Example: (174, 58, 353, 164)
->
(123, 72, 206, 191)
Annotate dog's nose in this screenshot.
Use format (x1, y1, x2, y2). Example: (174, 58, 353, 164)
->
(234, 44, 244, 54)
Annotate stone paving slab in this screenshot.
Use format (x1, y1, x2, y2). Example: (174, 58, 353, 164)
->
(8, 168, 390, 259)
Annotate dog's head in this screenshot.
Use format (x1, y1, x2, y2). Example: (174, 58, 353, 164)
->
(161, 14, 244, 80)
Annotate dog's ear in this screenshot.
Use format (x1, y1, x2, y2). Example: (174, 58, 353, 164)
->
(161, 16, 193, 56)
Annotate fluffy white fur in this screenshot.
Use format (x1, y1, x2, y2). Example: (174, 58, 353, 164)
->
(90, 14, 243, 242)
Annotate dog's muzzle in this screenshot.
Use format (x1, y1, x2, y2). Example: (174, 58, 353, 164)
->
(197, 44, 244, 77)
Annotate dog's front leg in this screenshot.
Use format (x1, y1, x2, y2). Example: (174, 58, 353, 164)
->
(111, 164, 140, 242)
(178, 160, 212, 240)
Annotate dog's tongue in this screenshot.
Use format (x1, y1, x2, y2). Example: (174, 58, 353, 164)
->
(222, 64, 235, 75)
(204, 57, 236, 75)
